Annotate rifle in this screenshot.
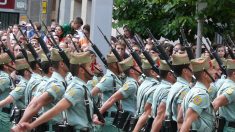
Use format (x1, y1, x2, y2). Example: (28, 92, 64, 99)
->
(180, 28, 195, 60)
(97, 26, 122, 62)
(225, 35, 235, 59)
(28, 18, 51, 61)
(0, 40, 15, 62)
(18, 27, 42, 64)
(83, 30, 108, 68)
(12, 33, 28, 61)
(146, 28, 177, 76)
(41, 21, 70, 68)
(134, 33, 159, 74)
(116, 29, 142, 71)
(202, 37, 227, 76)
(68, 35, 80, 52)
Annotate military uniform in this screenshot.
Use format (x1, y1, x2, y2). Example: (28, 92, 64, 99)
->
(217, 59, 235, 131)
(182, 57, 215, 132)
(165, 54, 191, 121)
(94, 54, 122, 132)
(182, 81, 215, 131)
(0, 53, 15, 132)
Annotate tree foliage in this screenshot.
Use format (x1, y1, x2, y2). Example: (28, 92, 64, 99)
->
(113, 0, 235, 42)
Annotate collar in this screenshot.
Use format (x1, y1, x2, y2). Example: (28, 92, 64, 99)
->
(177, 76, 189, 85)
(193, 81, 207, 91)
(161, 79, 172, 86)
(51, 71, 65, 83)
(73, 76, 86, 86)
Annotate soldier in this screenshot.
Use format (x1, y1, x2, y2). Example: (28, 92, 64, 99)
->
(151, 59, 176, 132)
(24, 51, 42, 105)
(12, 48, 69, 132)
(91, 53, 122, 132)
(15, 51, 95, 132)
(180, 57, 216, 132)
(0, 57, 31, 123)
(93, 56, 140, 130)
(165, 53, 192, 128)
(133, 58, 159, 132)
(212, 59, 235, 131)
(0, 53, 15, 132)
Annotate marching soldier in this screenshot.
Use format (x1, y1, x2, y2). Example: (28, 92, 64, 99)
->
(91, 53, 122, 132)
(12, 48, 70, 132)
(180, 57, 216, 132)
(93, 56, 140, 131)
(133, 58, 160, 132)
(151, 59, 176, 132)
(0, 53, 15, 132)
(213, 59, 235, 131)
(165, 53, 192, 129)
(15, 51, 96, 132)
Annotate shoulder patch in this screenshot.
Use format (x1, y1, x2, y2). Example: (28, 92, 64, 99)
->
(51, 83, 60, 94)
(123, 83, 129, 90)
(208, 87, 213, 93)
(100, 77, 106, 83)
(67, 88, 76, 96)
(92, 79, 98, 87)
(14, 87, 21, 92)
(193, 95, 202, 105)
(226, 88, 234, 95)
(180, 91, 187, 99)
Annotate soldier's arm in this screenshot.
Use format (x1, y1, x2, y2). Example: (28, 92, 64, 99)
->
(91, 87, 101, 96)
(19, 92, 53, 123)
(177, 106, 183, 130)
(20, 98, 71, 131)
(180, 108, 198, 132)
(133, 103, 152, 132)
(151, 102, 166, 132)
(99, 91, 123, 114)
(0, 95, 14, 108)
(212, 95, 228, 111)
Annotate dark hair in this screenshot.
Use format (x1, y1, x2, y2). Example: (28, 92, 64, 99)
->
(227, 69, 235, 77)
(51, 61, 60, 70)
(0, 65, 4, 70)
(193, 71, 204, 80)
(83, 24, 90, 33)
(33, 22, 42, 31)
(29, 61, 37, 70)
(123, 68, 131, 76)
(173, 64, 190, 76)
(41, 61, 51, 74)
(74, 17, 83, 25)
(159, 70, 170, 79)
(16, 69, 27, 76)
(70, 64, 79, 76)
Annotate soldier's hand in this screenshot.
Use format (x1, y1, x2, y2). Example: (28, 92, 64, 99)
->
(19, 122, 33, 131)
(93, 114, 104, 125)
(11, 124, 26, 132)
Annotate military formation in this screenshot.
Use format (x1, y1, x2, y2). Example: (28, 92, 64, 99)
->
(0, 16, 235, 132)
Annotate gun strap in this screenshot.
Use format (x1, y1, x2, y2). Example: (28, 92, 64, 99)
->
(137, 82, 158, 115)
(82, 85, 92, 122)
(111, 74, 122, 111)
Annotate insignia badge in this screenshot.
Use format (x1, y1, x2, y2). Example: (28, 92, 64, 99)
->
(208, 87, 212, 93)
(123, 83, 129, 90)
(100, 77, 106, 83)
(67, 88, 76, 96)
(226, 88, 234, 95)
(180, 91, 187, 99)
(193, 95, 202, 105)
(14, 87, 21, 92)
(52, 83, 60, 93)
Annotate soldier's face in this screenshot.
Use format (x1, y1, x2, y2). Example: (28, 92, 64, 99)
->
(84, 63, 94, 80)
(207, 67, 217, 82)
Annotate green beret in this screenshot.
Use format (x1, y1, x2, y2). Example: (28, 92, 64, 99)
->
(191, 57, 210, 72)
(70, 51, 92, 65)
(0, 53, 12, 65)
(119, 56, 134, 71)
(15, 58, 30, 70)
(172, 53, 190, 65)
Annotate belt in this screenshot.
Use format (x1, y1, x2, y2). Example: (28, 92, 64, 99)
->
(228, 121, 235, 128)
(2, 107, 11, 114)
(103, 111, 116, 118)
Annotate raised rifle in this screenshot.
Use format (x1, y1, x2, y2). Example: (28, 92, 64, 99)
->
(83, 30, 108, 68)
(41, 21, 70, 68)
(134, 33, 159, 74)
(146, 28, 177, 76)
(0, 40, 15, 62)
(28, 18, 51, 61)
(116, 29, 142, 71)
(180, 27, 195, 60)
(202, 37, 227, 76)
(18, 27, 42, 65)
(97, 26, 122, 62)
